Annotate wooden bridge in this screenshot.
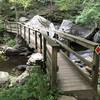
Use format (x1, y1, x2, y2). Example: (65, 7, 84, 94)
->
(4, 21, 100, 100)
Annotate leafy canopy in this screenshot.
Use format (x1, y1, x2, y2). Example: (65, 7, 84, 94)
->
(55, 0, 82, 11)
(75, 1, 100, 26)
(9, 0, 32, 9)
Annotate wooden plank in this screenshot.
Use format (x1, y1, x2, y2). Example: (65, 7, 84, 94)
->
(40, 33, 42, 53)
(92, 52, 100, 92)
(35, 31, 38, 50)
(28, 28, 31, 44)
(51, 46, 58, 88)
(57, 53, 93, 92)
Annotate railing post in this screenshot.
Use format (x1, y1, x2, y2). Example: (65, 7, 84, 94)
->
(35, 31, 38, 50)
(4, 21, 6, 30)
(24, 26, 26, 39)
(66, 40, 70, 57)
(9, 22, 12, 32)
(92, 51, 100, 92)
(28, 28, 31, 44)
(20, 24, 22, 35)
(17, 23, 19, 35)
(43, 37, 47, 70)
(40, 33, 42, 53)
(51, 46, 58, 89)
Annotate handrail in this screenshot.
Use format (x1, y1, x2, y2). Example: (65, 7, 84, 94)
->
(56, 31, 100, 91)
(58, 31, 99, 50)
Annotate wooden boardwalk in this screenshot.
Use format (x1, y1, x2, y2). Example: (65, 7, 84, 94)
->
(57, 53, 92, 92)
(4, 21, 100, 100)
(57, 52, 95, 100)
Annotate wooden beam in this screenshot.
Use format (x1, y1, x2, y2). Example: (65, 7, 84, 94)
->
(59, 32, 99, 50)
(92, 52, 100, 92)
(51, 46, 58, 88)
(35, 31, 38, 50)
(28, 28, 31, 44)
(40, 33, 42, 53)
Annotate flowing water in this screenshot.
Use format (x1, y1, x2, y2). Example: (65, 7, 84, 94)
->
(0, 55, 28, 74)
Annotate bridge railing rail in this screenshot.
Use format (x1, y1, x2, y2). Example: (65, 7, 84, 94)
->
(57, 31, 100, 91)
(4, 21, 59, 89)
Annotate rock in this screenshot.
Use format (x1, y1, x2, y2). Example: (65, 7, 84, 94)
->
(10, 70, 29, 87)
(27, 53, 43, 65)
(25, 15, 55, 38)
(0, 71, 10, 84)
(9, 76, 17, 87)
(16, 34, 27, 48)
(58, 20, 91, 38)
(93, 30, 100, 43)
(5, 47, 20, 56)
(19, 17, 29, 23)
(16, 70, 29, 85)
(59, 20, 73, 33)
(16, 65, 27, 71)
(85, 56, 93, 62)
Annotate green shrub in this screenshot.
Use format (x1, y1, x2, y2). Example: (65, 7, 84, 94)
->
(2, 35, 16, 47)
(0, 20, 5, 33)
(0, 67, 58, 100)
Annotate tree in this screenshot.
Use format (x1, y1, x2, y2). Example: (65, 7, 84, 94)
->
(17, 0, 32, 12)
(9, 0, 32, 21)
(55, 0, 82, 11)
(0, 0, 10, 20)
(75, 0, 100, 27)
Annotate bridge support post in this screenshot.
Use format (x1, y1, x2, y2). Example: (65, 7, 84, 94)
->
(92, 52, 99, 92)
(43, 37, 47, 71)
(51, 46, 59, 89)
(66, 40, 70, 57)
(40, 33, 42, 53)
(35, 31, 38, 50)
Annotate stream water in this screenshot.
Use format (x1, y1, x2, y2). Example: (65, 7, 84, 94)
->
(0, 55, 28, 75)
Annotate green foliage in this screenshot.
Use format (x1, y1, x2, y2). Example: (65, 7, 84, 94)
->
(75, 1, 100, 26)
(0, 20, 5, 33)
(55, 0, 82, 11)
(9, 0, 32, 10)
(0, 0, 11, 19)
(0, 34, 16, 47)
(3, 35, 16, 47)
(0, 67, 58, 100)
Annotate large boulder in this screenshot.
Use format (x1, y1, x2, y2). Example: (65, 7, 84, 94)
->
(93, 30, 100, 43)
(5, 47, 20, 56)
(25, 15, 55, 38)
(9, 70, 29, 87)
(58, 20, 91, 38)
(16, 70, 29, 85)
(27, 53, 43, 65)
(16, 65, 27, 71)
(59, 20, 73, 33)
(19, 17, 29, 23)
(0, 71, 10, 85)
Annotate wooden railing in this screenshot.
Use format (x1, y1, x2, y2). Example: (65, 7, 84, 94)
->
(57, 31, 100, 91)
(4, 21, 100, 92)
(4, 21, 59, 89)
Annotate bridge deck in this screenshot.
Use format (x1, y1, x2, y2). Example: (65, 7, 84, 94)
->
(57, 53, 93, 93)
